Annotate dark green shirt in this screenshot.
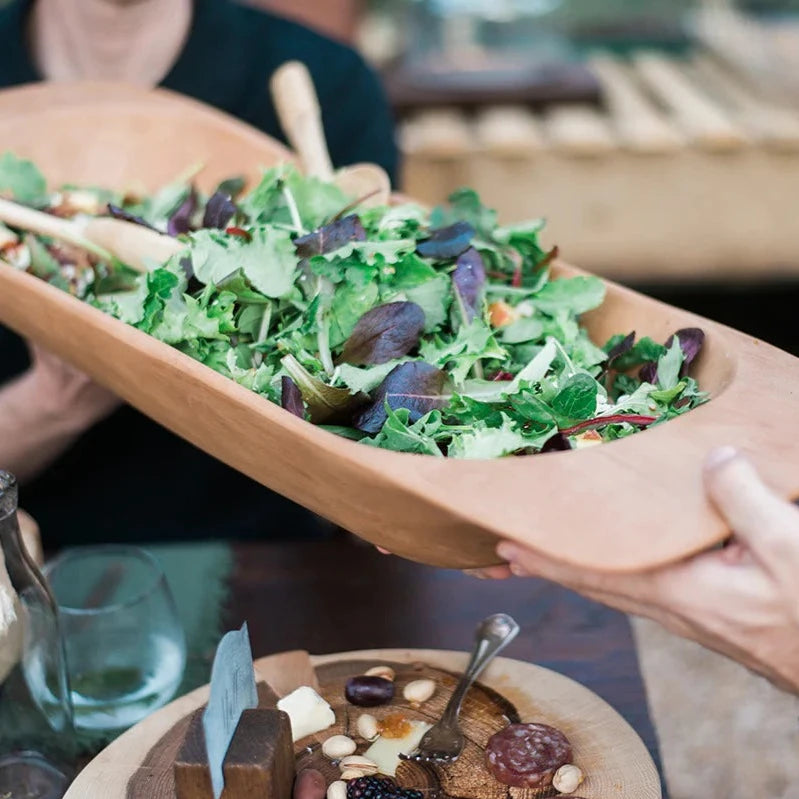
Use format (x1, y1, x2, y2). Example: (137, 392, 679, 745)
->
(0, 0, 399, 545)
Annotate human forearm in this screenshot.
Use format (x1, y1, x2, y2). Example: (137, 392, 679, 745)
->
(0, 371, 83, 483)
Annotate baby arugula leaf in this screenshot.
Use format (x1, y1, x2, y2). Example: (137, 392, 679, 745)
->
(365, 407, 444, 457)
(339, 302, 425, 365)
(448, 414, 550, 459)
(654, 339, 684, 391)
(336, 361, 406, 395)
(353, 362, 449, 434)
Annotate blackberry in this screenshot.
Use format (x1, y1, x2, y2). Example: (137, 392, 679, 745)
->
(346, 777, 425, 799)
(346, 776, 398, 799)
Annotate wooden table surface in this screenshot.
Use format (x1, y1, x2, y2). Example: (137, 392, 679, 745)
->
(225, 532, 667, 792)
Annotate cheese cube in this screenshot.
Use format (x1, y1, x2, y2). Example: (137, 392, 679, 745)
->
(276, 686, 335, 742)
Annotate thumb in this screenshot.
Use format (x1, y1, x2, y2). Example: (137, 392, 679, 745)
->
(704, 446, 799, 579)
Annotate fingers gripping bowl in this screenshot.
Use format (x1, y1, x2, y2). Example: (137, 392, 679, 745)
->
(0, 82, 797, 573)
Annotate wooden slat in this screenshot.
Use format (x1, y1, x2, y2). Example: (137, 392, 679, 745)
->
(633, 52, 749, 151)
(692, 6, 795, 104)
(543, 105, 617, 157)
(590, 54, 683, 154)
(474, 105, 543, 157)
(690, 55, 799, 152)
(399, 109, 476, 159)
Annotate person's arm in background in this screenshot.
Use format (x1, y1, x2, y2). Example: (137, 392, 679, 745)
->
(493, 448, 799, 694)
(0, 345, 118, 483)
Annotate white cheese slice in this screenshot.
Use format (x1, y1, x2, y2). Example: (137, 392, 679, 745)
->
(364, 721, 431, 776)
(276, 686, 336, 742)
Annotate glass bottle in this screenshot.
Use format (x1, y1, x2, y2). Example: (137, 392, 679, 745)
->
(0, 470, 75, 799)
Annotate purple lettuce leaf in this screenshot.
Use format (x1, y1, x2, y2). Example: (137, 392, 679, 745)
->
(639, 361, 658, 384)
(607, 331, 636, 366)
(340, 302, 426, 366)
(107, 204, 161, 232)
(167, 187, 198, 236)
(281, 376, 305, 419)
(452, 247, 486, 324)
(416, 221, 475, 260)
(640, 327, 706, 383)
(202, 191, 238, 229)
(667, 328, 705, 373)
(353, 362, 449, 434)
(541, 432, 572, 453)
(294, 214, 366, 258)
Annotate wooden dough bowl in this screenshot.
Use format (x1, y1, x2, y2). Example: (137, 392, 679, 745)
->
(0, 82, 797, 572)
(65, 649, 661, 799)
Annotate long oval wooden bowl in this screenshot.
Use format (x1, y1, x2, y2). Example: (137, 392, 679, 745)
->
(65, 649, 661, 799)
(1, 82, 798, 572)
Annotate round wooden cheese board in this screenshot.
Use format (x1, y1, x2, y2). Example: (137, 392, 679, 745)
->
(65, 649, 661, 799)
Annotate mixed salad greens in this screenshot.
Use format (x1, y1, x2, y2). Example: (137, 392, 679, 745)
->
(0, 153, 708, 458)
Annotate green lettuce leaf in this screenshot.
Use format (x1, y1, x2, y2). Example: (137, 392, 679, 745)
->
(0, 152, 48, 205)
(448, 414, 545, 459)
(366, 407, 444, 457)
(531, 276, 605, 316)
(188, 227, 298, 299)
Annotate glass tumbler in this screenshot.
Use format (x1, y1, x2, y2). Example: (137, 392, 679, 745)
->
(42, 546, 186, 733)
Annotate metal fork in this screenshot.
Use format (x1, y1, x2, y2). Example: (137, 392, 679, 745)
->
(405, 613, 520, 764)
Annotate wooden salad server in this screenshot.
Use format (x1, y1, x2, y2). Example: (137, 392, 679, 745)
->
(270, 60, 392, 206)
(1, 82, 799, 574)
(0, 195, 183, 271)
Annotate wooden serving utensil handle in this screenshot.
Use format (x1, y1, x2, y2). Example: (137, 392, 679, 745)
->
(270, 60, 335, 181)
(0, 197, 113, 261)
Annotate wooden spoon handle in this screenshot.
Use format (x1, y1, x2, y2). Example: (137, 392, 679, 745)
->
(0, 197, 112, 261)
(83, 217, 184, 272)
(270, 60, 334, 181)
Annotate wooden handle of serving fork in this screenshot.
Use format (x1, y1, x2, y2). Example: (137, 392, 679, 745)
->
(270, 60, 335, 181)
(0, 196, 113, 261)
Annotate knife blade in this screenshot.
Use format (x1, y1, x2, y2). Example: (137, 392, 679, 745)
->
(202, 622, 258, 799)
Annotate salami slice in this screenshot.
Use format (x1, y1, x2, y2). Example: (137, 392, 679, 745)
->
(485, 722, 573, 789)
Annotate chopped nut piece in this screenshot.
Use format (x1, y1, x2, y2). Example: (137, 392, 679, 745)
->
(402, 679, 436, 705)
(364, 666, 396, 682)
(322, 735, 357, 759)
(552, 763, 584, 794)
(357, 713, 379, 742)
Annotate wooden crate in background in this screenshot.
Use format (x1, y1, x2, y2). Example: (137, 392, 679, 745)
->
(399, 49, 799, 284)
